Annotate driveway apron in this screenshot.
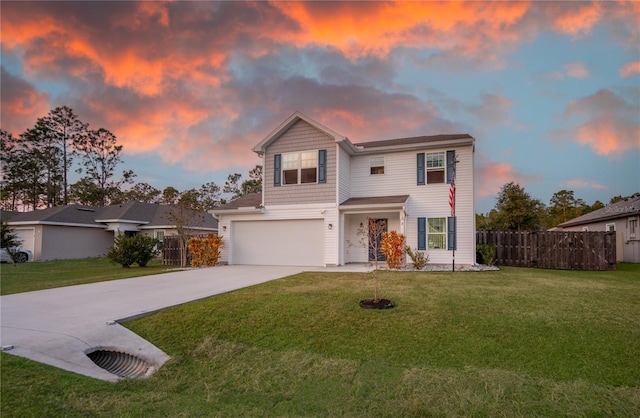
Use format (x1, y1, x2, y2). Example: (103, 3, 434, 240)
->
(0, 265, 306, 381)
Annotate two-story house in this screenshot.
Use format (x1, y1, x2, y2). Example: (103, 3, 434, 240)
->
(212, 112, 475, 267)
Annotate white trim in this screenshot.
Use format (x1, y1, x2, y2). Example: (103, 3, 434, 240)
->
(253, 111, 347, 153)
(137, 225, 218, 231)
(606, 223, 616, 232)
(353, 138, 474, 155)
(94, 219, 150, 224)
(7, 221, 106, 229)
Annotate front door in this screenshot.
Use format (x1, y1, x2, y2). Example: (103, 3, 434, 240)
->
(368, 218, 388, 262)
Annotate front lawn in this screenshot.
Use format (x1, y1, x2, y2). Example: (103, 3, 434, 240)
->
(2, 265, 639, 416)
(0, 257, 173, 295)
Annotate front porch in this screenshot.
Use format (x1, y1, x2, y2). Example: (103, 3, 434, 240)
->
(338, 195, 409, 265)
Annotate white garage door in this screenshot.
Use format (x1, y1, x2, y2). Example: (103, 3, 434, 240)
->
(14, 228, 35, 253)
(232, 220, 324, 266)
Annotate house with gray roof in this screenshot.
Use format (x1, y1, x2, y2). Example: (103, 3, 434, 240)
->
(212, 111, 475, 267)
(557, 194, 640, 263)
(6, 202, 217, 261)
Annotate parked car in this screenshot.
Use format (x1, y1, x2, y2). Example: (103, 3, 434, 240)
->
(0, 247, 33, 263)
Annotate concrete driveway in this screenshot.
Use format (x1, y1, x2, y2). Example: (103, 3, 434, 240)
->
(0, 265, 309, 381)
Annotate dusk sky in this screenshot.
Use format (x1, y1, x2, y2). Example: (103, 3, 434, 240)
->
(1, 1, 638, 213)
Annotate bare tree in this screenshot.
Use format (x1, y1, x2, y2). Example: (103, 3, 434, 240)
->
(357, 217, 387, 302)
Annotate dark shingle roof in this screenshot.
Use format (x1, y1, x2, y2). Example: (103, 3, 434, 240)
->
(144, 205, 218, 229)
(95, 201, 160, 222)
(340, 195, 410, 206)
(559, 195, 640, 228)
(354, 134, 473, 149)
(8, 205, 106, 226)
(7, 202, 217, 230)
(214, 193, 263, 211)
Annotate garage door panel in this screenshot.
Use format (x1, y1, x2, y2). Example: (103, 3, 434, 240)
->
(232, 220, 323, 266)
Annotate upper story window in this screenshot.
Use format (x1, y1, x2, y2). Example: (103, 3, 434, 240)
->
(283, 150, 318, 185)
(370, 156, 385, 175)
(426, 152, 445, 184)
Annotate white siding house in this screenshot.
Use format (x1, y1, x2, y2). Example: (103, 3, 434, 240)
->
(212, 111, 476, 267)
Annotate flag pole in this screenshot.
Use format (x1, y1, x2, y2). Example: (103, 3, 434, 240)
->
(451, 154, 457, 272)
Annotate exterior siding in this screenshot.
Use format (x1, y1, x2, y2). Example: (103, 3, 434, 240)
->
(39, 225, 114, 261)
(338, 145, 351, 204)
(349, 145, 475, 265)
(264, 120, 337, 206)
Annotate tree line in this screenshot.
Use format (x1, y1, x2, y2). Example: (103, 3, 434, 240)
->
(477, 182, 638, 230)
(1, 106, 261, 212)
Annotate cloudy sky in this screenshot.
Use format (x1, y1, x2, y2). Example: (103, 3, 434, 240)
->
(2, 1, 638, 213)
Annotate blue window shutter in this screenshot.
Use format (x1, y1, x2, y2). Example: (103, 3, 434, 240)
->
(274, 154, 281, 187)
(418, 217, 426, 250)
(446, 150, 455, 184)
(318, 149, 327, 183)
(417, 153, 425, 185)
(447, 216, 456, 250)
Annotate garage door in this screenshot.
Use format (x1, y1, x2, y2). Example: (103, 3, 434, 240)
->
(231, 220, 324, 266)
(14, 228, 35, 253)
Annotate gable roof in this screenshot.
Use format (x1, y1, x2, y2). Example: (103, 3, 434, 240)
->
(95, 201, 160, 223)
(253, 112, 474, 156)
(252, 111, 350, 154)
(559, 195, 640, 228)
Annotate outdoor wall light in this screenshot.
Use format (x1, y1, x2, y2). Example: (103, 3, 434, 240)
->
(328, 224, 333, 230)
(222, 225, 227, 231)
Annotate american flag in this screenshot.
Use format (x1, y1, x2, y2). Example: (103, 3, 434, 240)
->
(449, 170, 456, 217)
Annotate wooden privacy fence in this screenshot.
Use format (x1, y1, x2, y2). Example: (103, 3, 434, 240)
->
(162, 234, 209, 266)
(476, 230, 616, 271)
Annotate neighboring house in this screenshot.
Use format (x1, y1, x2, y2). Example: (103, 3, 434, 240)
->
(6, 202, 217, 261)
(212, 111, 475, 267)
(556, 194, 640, 263)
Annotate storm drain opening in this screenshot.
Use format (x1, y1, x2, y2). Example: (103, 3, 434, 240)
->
(87, 349, 153, 379)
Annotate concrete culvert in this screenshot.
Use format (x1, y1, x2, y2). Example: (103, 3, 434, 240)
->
(87, 349, 153, 379)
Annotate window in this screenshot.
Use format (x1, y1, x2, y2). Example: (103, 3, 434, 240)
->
(370, 156, 385, 175)
(282, 151, 318, 185)
(426, 152, 445, 184)
(629, 217, 638, 238)
(606, 223, 616, 232)
(428, 218, 446, 249)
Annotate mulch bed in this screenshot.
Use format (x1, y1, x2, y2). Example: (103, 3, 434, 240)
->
(359, 299, 395, 309)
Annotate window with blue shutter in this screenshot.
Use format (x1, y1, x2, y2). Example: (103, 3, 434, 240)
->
(274, 154, 281, 186)
(446, 150, 456, 184)
(447, 216, 456, 250)
(418, 217, 426, 250)
(417, 153, 425, 185)
(318, 149, 327, 183)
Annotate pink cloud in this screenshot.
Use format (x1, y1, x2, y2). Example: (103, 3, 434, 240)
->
(620, 61, 640, 78)
(558, 89, 640, 157)
(475, 153, 541, 197)
(564, 62, 590, 79)
(562, 178, 608, 190)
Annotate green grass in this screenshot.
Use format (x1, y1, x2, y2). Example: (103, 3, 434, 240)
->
(2, 264, 640, 417)
(0, 257, 173, 295)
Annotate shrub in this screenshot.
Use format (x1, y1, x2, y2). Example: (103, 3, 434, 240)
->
(380, 230, 405, 269)
(476, 243, 496, 266)
(187, 233, 223, 267)
(107, 234, 160, 268)
(406, 246, 429, 270)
